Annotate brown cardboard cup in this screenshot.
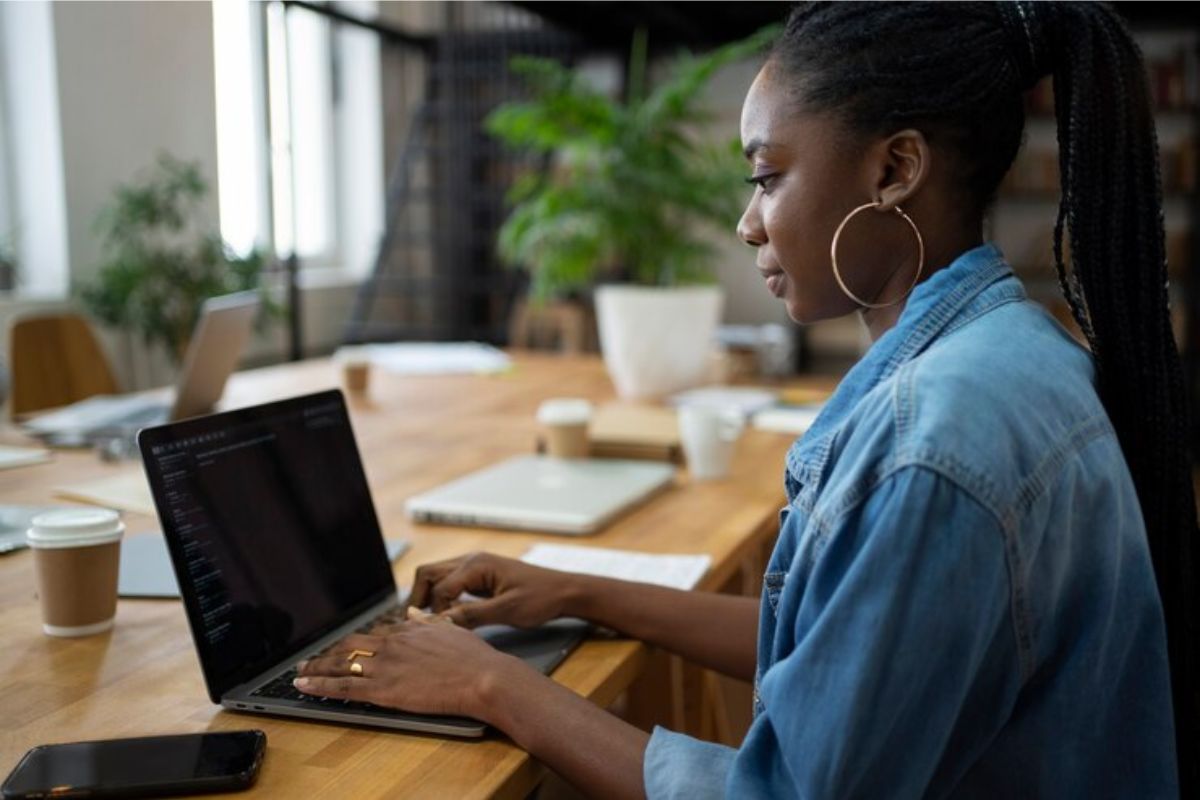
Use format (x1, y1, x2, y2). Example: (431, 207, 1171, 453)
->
(537, 399, 593, 459)
(344, 361, 371, 393)
(27, 509, 124, 637)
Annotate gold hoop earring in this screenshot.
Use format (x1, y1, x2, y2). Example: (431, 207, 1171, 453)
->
(830, 201, 926, 309)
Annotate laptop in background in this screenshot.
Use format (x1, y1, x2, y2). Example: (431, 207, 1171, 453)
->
(406, 455, 676, 535)
(137, 390, 586, 737)
(23, 291, 260, 442)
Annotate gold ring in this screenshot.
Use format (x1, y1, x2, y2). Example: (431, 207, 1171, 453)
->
(350, 662, 364, 676)
(346, 649, 376, 662)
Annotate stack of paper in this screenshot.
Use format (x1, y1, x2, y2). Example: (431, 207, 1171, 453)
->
(667, 386, 778, 416)
(338, 342, 512, 375)
(521, 543, 711, 591)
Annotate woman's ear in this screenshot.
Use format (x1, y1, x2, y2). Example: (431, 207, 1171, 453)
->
(869, 129, 931, 211)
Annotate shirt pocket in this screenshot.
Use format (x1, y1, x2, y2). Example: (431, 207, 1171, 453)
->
(763, 570, 786, 615)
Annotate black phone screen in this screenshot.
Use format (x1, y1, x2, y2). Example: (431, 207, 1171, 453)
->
(1, 730, 266, 799)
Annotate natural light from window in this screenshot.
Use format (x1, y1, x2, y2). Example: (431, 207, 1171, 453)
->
(214, 0, 382, 275)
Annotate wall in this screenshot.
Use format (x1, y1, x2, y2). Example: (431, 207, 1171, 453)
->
(0, 0, 357, 400)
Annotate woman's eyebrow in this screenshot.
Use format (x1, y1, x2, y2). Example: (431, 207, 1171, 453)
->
(743, 139, 772, 160)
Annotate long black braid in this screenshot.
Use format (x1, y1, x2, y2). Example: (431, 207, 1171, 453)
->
(773, 1, 1197, 787)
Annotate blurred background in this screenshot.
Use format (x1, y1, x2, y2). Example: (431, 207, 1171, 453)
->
(0, 1, 1195, 433)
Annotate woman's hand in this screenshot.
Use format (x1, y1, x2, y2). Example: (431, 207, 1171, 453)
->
(408, 552, 580, 629)
(293, 617, 530, 721)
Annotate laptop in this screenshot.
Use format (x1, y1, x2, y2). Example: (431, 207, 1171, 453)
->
(24, 291, 260, 443)
(406, 455, 676, 535)
(137, 390, 587, 737)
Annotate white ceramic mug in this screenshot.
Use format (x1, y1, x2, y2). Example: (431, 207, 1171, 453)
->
(678, 406, 744, 480)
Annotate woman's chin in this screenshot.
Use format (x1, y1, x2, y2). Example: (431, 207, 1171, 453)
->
(784, 296, 817, 325)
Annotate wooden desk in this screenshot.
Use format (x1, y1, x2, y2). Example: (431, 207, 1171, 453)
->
(0, 354, 806, 798)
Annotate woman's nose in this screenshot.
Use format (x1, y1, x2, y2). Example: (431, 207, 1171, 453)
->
(737, 199, 765, 247)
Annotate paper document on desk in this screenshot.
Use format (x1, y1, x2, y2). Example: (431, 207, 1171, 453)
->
(342, 342, 512, 375)
(54, 469, 156, 516)
(0, 445, 52, 470)
(753, 404, 825, 434)
(521, 543, 710, 591)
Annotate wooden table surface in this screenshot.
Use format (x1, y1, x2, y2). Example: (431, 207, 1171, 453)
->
(0, 353, 812, 798)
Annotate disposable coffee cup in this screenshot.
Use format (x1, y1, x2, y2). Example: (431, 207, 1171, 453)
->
(26, 508, 124, 637)
(537, 398, 593, 459)
(344, 360, 371, 393)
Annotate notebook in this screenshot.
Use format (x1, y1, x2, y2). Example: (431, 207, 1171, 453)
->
(118, 533, 411, 598)
(406, 455, 676, 535)
(137, 390, 587, 736)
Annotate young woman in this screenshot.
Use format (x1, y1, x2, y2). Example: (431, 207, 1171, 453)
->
(296, 3, 1196, 796)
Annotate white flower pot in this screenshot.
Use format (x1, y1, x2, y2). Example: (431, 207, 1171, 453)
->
(595, 285, 724, 400)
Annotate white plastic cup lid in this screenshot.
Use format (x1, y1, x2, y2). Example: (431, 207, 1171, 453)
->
(27, 508, 125, 549)
(537, 398, 593, 426)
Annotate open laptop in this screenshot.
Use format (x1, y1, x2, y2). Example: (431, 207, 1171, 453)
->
(406, 455, 676, 535)
(24, 291, 260, 443)
(137, 390, 587, 736)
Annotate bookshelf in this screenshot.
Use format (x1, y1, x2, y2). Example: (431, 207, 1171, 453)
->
(990, 27, 1198, 376)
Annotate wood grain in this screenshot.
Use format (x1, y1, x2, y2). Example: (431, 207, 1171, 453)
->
(0, 353, 815, 797)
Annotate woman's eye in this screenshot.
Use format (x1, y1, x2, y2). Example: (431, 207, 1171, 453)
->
(744, 173, 779, 192)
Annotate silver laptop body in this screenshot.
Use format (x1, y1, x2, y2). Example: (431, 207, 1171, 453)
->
(406, 455, 677, 535)
(137, 390, 586, 737)
(23, 291, 260, 440)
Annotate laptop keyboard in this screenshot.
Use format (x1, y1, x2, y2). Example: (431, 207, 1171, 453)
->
(250, 667, 381, 713)
(248, 607, 408, 711)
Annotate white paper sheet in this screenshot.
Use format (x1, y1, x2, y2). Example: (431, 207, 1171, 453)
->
(337, 342, 512, 376)
(752, 405, 824, 434)
(0, 445, 52, 470)
(54, 470, 156, 516)
(521, 543, 711, 591)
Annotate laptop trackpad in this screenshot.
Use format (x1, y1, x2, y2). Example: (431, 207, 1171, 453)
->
(475, 618, 590, 674)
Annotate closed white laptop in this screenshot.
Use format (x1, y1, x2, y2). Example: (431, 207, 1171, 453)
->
(406, 455, 676, 535)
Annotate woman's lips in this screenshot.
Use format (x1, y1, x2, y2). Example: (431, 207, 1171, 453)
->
(764, 271, 786, 298)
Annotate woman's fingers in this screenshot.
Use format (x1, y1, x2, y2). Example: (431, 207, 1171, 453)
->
(428, 559, 494, 613)
(294, 674, 373, 701)
(444, 597, 510, 628)
(409, 555, 469, 609)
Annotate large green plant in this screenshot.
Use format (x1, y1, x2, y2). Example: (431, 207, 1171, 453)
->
(486, 26, 779, 302)
(80, 154, 273, 363)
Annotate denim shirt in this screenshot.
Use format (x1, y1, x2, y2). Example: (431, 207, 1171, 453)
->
(644, 244, 1177, 799)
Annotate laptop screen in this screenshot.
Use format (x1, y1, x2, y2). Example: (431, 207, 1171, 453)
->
(138, 391, 396, 701)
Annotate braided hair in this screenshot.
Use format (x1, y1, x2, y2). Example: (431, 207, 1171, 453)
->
(772, 0, 1197, 786)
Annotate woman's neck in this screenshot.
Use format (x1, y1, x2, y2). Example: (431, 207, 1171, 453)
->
(859, 227, 985, 342)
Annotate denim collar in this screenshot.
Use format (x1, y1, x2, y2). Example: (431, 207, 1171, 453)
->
(785, 243, 1016, 498)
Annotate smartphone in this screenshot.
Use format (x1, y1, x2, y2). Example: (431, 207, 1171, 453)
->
(1, 730, 266, 799)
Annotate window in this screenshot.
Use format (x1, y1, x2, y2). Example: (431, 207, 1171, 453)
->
(0, 0, 69, 297)
(213, 0, 383, 278)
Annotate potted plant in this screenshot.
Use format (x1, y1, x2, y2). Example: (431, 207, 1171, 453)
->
(486, 27, 777, 398)
(80, 153, 275, 365)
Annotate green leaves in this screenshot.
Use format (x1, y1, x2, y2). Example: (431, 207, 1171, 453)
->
(79, 153, 275, 363)
(486, 25, 780, 301)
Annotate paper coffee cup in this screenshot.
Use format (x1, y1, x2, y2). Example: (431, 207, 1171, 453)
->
(537, 399, 593, 459)
(344, 361, 370, 393)
(27, 508, 124, 637)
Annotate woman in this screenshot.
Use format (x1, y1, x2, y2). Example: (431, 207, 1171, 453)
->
(296, 3, 1196, 796)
